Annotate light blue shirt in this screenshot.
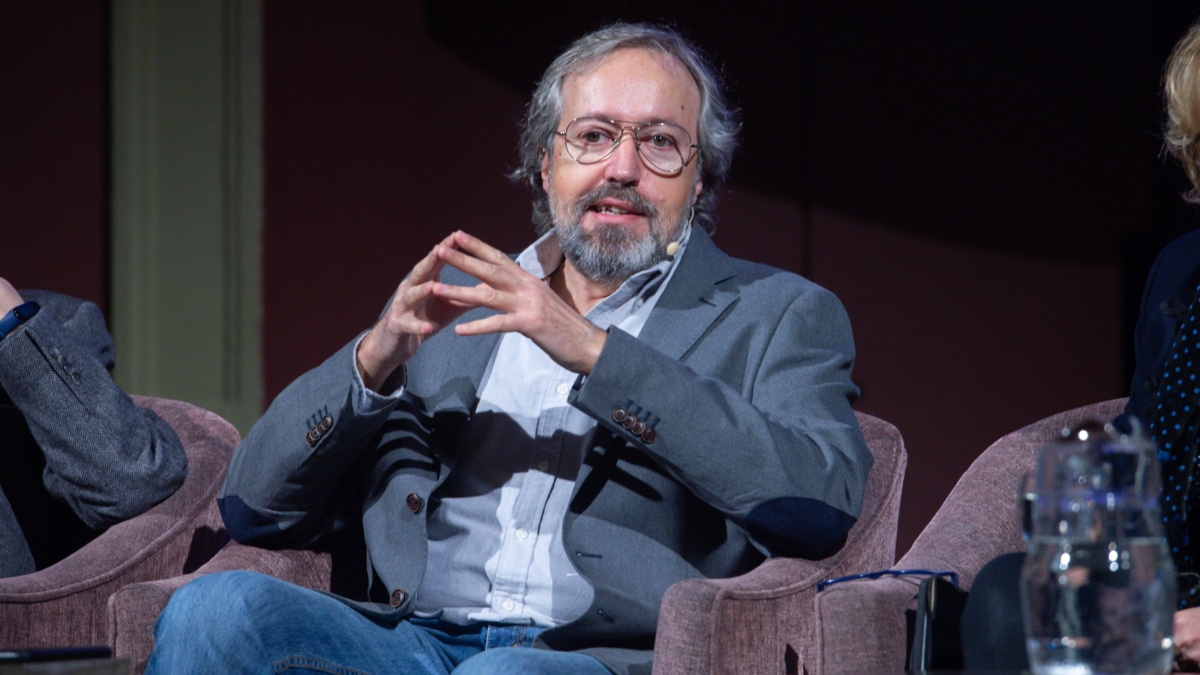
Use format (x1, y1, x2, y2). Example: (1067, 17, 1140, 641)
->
(405, 229, 690, 627)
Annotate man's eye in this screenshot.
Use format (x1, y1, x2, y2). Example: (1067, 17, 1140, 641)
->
(645, 133, 676, 149)
(579, 129, 611, 144)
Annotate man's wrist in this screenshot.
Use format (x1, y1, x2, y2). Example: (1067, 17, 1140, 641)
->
(0, 301, 40, 340)
(355, 333, 384, 391)
(355, 331, 403, 393)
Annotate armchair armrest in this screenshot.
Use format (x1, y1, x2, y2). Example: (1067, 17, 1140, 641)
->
(0, 397, 236, 651)
(108, 541, 331, 675)
(653, 411, 907, 675)
(653, 556, 842, 675)
(813, 574, 922, 674)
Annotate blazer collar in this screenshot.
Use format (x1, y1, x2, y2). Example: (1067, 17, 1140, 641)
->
(635, 227, 738, 361)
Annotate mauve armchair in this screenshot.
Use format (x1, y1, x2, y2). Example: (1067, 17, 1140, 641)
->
(811, 398, 1128, 675)
(0, 396, 237, 652)
(110, 410, 905, 675)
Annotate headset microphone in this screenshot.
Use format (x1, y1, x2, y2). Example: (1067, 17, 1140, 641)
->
(666, 206, 695, 258)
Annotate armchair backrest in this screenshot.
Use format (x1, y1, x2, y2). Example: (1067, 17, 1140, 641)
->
(837, 410, 908, 576)
(813, 398, 1129, 675)
(898, 397, 1128, 590)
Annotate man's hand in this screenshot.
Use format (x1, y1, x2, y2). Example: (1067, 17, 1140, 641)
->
(1176, 607, 1200, 671)
(0, 278, 24, 317)
(356, 233, 472, 391)
(430, 231, 607, 375)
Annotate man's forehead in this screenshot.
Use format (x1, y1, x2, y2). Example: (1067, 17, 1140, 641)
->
(559, 48, 701, 123)
(570, 46, 686, 73)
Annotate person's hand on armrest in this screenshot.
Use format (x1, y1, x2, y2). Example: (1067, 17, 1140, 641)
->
(1175, 607, 1200, 671)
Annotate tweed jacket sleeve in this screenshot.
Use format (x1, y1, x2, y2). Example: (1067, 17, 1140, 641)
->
(0, 291, 187, 529)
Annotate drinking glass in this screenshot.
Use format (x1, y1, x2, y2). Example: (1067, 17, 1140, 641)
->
(1019, 421, 1176, 675)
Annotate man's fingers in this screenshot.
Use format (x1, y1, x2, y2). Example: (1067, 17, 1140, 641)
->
(435, 245, 504, 283)
(454, 313, 512, 336)
(437, 232, 531, 287)
(403, 232, 462, 289)
(399, 316, 434, 336)
(407, 244, 449, 284)
(431, 281, 499, 309)
(450, 230, 509, 263)
(398, 279, 437, 308)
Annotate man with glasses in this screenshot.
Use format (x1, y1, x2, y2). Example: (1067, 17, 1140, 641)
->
(149, 23, 871, 675)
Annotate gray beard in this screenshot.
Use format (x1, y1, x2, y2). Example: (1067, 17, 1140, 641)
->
(552, 185, 674, 285)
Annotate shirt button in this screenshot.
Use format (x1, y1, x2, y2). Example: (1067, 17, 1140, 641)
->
(537, 460, 550, 472)
(501, 599, 516, 612)
(556, 382, 570, 396)
(515, 527, 529, 540)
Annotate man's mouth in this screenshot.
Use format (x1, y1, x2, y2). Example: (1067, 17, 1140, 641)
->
(573, 186, 655, 222)
(591, 204, 639, 216)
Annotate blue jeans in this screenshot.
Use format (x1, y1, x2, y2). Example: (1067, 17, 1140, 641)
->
(147, 571, 615, 675)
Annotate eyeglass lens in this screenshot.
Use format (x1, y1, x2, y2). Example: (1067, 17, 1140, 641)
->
(562, 118, 692, 173)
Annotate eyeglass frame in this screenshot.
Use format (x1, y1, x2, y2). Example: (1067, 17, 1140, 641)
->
(815, 568, 960, 593)
(552, 116, 701, 176)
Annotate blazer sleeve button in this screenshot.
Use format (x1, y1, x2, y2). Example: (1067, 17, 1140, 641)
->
(631, 419, 646, 434)
(406, 493, 422, 514)
(612, 407, 628, 423)
(390, 588, 407, 608)
(641, 428, 657, 444)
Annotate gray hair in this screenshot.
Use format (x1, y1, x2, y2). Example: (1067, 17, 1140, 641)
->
(510, 23, 740, 235)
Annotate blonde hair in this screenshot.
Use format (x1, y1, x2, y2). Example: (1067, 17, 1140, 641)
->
(1165, 19, 1200, 202)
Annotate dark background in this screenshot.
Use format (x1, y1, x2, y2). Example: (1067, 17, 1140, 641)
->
(3, 0, 1198, 556)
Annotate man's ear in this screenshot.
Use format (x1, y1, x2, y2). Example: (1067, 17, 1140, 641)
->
(540, 150, 550, 192)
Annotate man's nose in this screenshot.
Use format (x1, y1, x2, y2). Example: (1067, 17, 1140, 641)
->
(603, 129, 642, 184)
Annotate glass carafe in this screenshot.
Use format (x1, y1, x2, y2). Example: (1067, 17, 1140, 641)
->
(1019, 421, 1176, 675)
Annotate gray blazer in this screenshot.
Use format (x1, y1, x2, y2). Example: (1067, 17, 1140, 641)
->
(0, 291, 187, 576)
(220, 229, 872, 674)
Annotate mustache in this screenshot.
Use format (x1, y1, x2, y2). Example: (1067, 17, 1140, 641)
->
(575, 185, 658, 220)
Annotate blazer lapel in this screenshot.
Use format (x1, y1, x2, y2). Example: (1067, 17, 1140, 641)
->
(449, 311, 502, 409)
(637, 228, 737, 360)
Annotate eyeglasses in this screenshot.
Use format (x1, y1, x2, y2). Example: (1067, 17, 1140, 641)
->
(554, 117, 699, 175)
(816, 569, 960, 593)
